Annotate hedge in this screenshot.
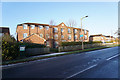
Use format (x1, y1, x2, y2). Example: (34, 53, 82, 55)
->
(2, 34, 46, 61)
(17, 42, 46, 48)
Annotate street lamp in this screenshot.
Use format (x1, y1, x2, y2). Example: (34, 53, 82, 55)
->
(81, 16, 88, 50)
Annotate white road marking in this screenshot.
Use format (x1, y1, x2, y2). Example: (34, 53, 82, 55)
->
(106, 54, 120, 61)
(65, 64, 97, 79)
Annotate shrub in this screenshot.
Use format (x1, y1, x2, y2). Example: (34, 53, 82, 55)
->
(2, 34, 19, 61)
(17, 42, 46, 48)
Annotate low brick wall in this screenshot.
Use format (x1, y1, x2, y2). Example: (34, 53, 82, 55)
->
(25, 48, 50, 55)
(59, 43, 104, 52)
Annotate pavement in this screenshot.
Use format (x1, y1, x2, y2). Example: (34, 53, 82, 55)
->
(1, 52, 68, 69)
(2, 46, 120, 79)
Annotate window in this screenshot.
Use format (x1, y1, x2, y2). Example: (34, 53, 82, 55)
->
(68, 35, 71, 40)
(30, 25, 35, 29)
(74, 29, 77, 33)
(101, 37, 104, 39)
(79, 30, 81, 34)
(23, 24, 27, 29)
(46, 41, 50, 46)
(68, 28, 71, 33)
(54, 41, 58, 47)
(74, 35, 77, 39)
(46, 34, 49, 39)
(61, 35, 64, 39)
(40, 34, 43, 38)
(84, 35, 87, 40)
(39, 25, 43, 29)
(54, 27, 58, 33)
(23, 33, 27, 38)
(45, 26, 49, 30)
(84, 30, 87, 34)
(62, 24, 64, 26)
(54, 34, 58, 39)
(61, 28, 64, 32)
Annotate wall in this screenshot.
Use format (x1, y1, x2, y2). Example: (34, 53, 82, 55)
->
(59, 43, 104, 52)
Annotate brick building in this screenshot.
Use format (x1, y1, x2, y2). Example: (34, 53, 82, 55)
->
(0, 27, 10, 37)
(89, 34, 114, 43)
(16, 22, 89, 48)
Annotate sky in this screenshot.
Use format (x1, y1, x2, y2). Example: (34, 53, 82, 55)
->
(1, 2, 118, 38)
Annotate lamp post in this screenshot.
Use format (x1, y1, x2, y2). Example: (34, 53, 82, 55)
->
(81, 16, 88, 50)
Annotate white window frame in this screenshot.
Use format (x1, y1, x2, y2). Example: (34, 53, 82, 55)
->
(68, 28, 71, 33)
(23, 24, 28, 29)
(23, 33, 27, 38)
(62, 24, 64, 26)
(40, 34, 43, 38)
(54, 41, 59, 47)
(68, 35, 71, 40)
(39, 25, 43, 29)
(84, 30, 87, 34)
(54, 34, 58, 39)
(46, 34, 49, 39)
(75, 35, 77, 39)
(54, 27, 58, 33)
(84, 35, 87, 40)
(46, 41, 50, 46)
(61, 28, 64, 32)
(30, 25, 35, 29)
(45, 26, 49, 30)
(61, 35, 64, 39)
(74, 29, 77, 33)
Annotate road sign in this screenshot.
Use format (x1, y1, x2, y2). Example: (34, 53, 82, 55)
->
(20, 45, 25, 51)
(80, 35, 83, 37)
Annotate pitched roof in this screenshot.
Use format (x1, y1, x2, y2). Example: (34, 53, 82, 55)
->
(21, 33, 46, 41)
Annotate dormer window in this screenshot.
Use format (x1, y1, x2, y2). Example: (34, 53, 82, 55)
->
(23, 24, 28, 29)
(39, 25, 43, 29)
(62, 24, 64, 26)
(45, 26, 49, 30)
(30, 25, 35, 29)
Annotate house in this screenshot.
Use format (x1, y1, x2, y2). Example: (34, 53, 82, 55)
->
(0, 27, 10, 37)
(16, 22, 89, 48)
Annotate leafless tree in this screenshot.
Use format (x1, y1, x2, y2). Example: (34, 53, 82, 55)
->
(66, 19, 77, 27)
(49, 20, 56, 26)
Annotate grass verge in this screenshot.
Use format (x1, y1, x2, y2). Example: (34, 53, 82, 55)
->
(2, 45, 118, 65)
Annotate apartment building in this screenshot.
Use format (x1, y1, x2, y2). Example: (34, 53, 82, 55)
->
(89, 34, 114, 43)
(16, 22, 89, 48)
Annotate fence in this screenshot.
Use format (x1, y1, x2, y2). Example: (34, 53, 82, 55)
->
(25, 48, 50, 56)
(25, 43, 114, 56)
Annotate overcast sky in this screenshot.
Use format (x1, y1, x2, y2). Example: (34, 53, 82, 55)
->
(2, 2, 118, 38)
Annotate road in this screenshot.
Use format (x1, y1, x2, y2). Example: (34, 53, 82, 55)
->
(2, 47, 120, 80)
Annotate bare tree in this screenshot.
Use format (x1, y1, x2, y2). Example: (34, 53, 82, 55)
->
(66, 19, 77, 27)
(49, 20, 56, 26)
